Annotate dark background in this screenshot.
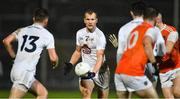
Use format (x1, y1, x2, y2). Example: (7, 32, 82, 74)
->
(0, 0, 179, 91)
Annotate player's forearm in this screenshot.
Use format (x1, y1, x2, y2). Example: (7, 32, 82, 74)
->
(143, 37, 156, 63)
(145, 47, 156, 63)
(3, 42, 16, 58)
(165, 41, 174, 54)
(70, 51, 81, 65)
(51, 55, 59, 67)
(93, 56, 103, 73)
(3, 34, 17, 59)
(93, 50, 104, 73)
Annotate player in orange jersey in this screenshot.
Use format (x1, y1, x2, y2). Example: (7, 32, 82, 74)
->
(114, 7, 160, 98)
(155, 12, 180, 98)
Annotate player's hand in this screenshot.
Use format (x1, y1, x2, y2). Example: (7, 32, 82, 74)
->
(64, 62, 74, 75)
(81, 72, 95, 79)
(10, 57, 15, 65)
(52, 61, 59, 69)
(161, 53, 170, 62)
(109, 34, 118, 48)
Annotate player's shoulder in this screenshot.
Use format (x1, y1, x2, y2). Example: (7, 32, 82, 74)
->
(154, 26, 161, 32)
(95, 27, 104, 34)
(95, 27, 105, 37)
(77, 27, 86, 34)
(13, 26, 26, 35)
(165, 24, 177, 32)
(121, 18, 143, 28)
(120, 21, 132, 30)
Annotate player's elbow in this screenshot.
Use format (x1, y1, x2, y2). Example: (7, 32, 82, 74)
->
(3, 38, 10, 46)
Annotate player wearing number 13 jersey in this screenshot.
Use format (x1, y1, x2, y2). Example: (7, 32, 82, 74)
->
(114, 8, 159, 98)
(3, 8, 59, 98)
(12, 23, 54, 71)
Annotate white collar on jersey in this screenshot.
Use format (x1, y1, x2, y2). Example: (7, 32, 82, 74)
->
(132, 17, 143, 23)
(86, 27, 97, 33)
(32, 23, 44, 29)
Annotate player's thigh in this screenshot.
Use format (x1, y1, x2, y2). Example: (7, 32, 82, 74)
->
(94, 66, 110, 90)
(10, 68, 35, 89)
(30, 80, 48, 96)
(173, 70, 180, 97)
(9, 84, 27, 98)
(114, 74, 127, 91)
(162, 87, 174, 98)
(135, 86, 158, 98)
(116, 91, 130, 99)
(114, 74, 129, 98)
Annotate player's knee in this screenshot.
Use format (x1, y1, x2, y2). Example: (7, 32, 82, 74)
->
(12, 83, 28, 93)
(116, 91, 128, 98)
(38, 88, 48, 98)
(81, 89, 91, 97)
(42, 89, 48, 97)
(173, 88, 180, 97)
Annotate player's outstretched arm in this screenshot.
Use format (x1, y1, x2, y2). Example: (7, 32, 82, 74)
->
(108, 34, 118, 48)
(64, 45, 81, 75)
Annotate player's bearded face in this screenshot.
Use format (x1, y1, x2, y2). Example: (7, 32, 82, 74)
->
(155, 14, 162, 26)
(84, 13, 97, 32)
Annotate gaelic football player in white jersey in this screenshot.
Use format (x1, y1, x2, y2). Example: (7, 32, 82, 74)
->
(3, 8, 59, 99)
(64, 10, 110, 98)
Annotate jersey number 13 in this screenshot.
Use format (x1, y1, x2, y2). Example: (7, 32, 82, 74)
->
(20, 35, 39, 52)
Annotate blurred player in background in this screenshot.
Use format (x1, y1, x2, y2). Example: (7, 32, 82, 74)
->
(155, 12, 180, 98)
(112, 1, 145, 98)
(116, 1, 145, 63)
(114, 7, 160, 98)
(108, 1, 165, 93)
(3, 8, 59, 99)
(64, 9, 110, 99)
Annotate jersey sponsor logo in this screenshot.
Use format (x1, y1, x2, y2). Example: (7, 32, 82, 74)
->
(82, 44, 91, 54)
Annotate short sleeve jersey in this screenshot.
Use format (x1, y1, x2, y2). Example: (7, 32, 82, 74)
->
(76, 27, 106, 67)
(117, 18, 143, 59)
(158, 24, 180, 73)
(153, 27, 166, 56)
(115, 22, 159, 76)
(12, 23, 55, 71)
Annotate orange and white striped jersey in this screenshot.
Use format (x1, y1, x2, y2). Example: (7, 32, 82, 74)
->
(158, 24, 180, 73)
(115, 22, 159, 76)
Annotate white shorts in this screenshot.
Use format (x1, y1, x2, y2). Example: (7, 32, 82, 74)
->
(160, 68, 180, 88)
(114, 74, 152, 92)
(80, 63, 110, 90)
(10, 67, 35, 89)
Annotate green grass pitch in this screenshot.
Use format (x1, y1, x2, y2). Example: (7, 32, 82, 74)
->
(0, 89, 118, 98)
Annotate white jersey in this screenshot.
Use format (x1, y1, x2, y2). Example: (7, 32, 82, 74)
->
(76, 27, 106, 68)
(12, 23, 55, 72)
(145, 27, 166, 56)
(117, 18, 143, 62)
(153, 27, 166, 56)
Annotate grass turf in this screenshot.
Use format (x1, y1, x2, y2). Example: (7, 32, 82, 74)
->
(0, 90, 118, 98)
